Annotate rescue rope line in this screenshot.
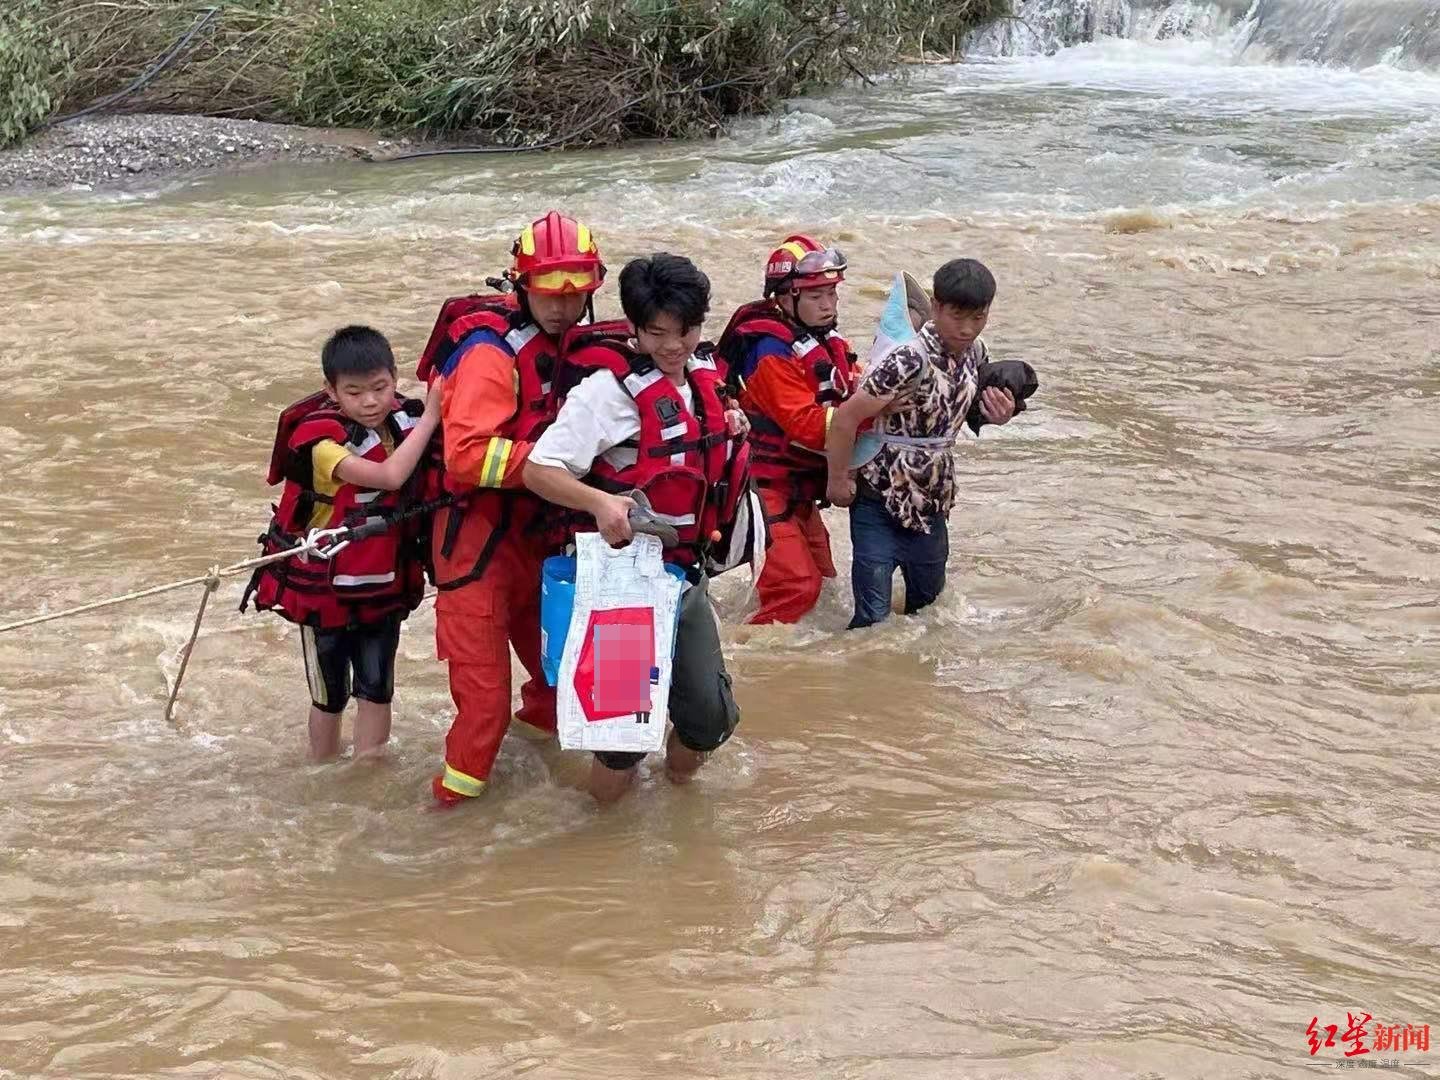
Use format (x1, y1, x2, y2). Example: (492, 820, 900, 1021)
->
(2, 486, 1026, 726)
(0, 494, 454, 636)
(0, 533, 325, 634)
(0, 531, 328, 731)
(1, 519, 443, 730)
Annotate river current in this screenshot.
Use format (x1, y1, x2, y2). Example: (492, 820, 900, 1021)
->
(3, 22, 1440, 1080)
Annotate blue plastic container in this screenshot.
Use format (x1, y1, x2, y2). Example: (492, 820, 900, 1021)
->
(540, 555, 688, 687)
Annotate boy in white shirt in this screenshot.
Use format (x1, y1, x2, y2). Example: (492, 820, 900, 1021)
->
(525, 253, 756, 803)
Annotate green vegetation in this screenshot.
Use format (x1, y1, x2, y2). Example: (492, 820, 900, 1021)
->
(0, 0, 62, 146)
(4, 0, 1007, 149)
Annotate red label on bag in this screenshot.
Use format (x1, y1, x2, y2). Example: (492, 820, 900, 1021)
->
(574, 608, 656, 722)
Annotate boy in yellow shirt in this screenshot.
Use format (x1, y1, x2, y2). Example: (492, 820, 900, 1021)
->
(246, 326, 441, 759)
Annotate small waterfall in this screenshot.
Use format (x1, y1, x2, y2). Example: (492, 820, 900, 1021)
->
(966, 0, 1249, 55)
(970, 0, 1440, 70)
(1128, 0, 1245, 40)
(969, 0, 1137, 54)
(1247, 0, 1440, 68)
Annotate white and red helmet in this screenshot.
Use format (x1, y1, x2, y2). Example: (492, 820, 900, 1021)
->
(763, 234, 847, 297)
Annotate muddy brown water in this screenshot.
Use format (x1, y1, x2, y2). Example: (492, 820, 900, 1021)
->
(3, 42, 1440, 1080)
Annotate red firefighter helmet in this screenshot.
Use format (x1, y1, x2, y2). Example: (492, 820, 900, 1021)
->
(509, 210, 606, 295)
(763, 234, 847, 297)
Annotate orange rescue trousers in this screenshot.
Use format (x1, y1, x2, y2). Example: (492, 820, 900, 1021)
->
(749, 485, 836, 625)
(433, 539, 556, 801)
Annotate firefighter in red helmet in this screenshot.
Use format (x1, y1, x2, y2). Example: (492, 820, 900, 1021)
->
(715, 234, 857, 624)
(416, 210, 605, 805)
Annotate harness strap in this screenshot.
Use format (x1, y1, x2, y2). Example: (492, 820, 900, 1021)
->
(752, 477, 815, 525)
(435, 495, 513, 591)
(870, 433, 956, 451)
(439, 496, 467, 559)
(748, 413, 785, 438)
(644, 430, 730, 458)
(238, 521, 330, 615)
(587, 474, 634, 495)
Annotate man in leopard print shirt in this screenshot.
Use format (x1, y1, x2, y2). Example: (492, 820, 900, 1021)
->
(824, 259, 1015, 628)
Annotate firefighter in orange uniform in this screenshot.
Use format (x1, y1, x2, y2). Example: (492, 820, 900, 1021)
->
(416, 211, 605, 806)
(716, 235, 856, 624)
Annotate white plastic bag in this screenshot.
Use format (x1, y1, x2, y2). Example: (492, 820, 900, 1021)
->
(555, 532, 686, 754)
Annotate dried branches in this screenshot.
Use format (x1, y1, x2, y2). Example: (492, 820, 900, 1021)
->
(9, 0, 1009, 147)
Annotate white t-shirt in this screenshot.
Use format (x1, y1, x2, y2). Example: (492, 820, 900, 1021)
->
(529, 360, 763, 578)
(530, 368, 693, 476)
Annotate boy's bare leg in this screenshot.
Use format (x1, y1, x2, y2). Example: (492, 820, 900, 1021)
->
(308, 706, 342, 761)
(588, 758, 636, 804)
(352, 699, 392, 759)
(664, 729, 706, 784)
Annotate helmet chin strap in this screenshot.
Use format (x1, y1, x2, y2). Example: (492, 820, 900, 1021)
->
(784, 288, 835, 337)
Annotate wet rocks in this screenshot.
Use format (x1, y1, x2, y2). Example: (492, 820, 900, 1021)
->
(0, 113, 381, 192)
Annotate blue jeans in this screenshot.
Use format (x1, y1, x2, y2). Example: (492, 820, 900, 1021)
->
(847, 496, 949, 629)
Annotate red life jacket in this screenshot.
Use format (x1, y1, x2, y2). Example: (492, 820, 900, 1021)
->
(419, 294, 564, 590)
(716, 299, 856, 500)
(560, 326, 750, 568)
(242, 391, 430, 629)
(416, 291, 558, 447)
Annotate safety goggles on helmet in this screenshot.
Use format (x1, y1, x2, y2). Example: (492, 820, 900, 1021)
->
(794, 246, 847, 279)
(510, 211, 606, 295)
(777, 246, 847, 294)
(523, 266, 604, 295)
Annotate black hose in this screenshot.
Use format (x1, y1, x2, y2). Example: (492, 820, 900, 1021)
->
(45, 7, 220, 128)
(341, 492, 457, 541)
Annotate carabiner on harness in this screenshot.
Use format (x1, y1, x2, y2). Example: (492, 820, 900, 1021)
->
(304, 526, 352, 560)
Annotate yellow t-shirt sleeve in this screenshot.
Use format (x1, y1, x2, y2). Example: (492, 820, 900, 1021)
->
(305, 431, 397, 530)
(310, 439, 351, 498)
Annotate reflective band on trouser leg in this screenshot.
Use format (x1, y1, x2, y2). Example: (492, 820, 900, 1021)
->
(301, 625, 328, 709)
(439, 622, 515, 791)
(440, 762, 486, 797)
(478, 437, 515, 489)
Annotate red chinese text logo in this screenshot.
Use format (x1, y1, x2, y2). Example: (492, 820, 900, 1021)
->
(1308, 1014, 1430, 1057)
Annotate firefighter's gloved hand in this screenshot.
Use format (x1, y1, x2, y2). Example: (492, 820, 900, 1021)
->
(625, 491, 680, 548)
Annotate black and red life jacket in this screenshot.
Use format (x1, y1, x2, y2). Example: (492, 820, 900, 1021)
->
(416, 291, 558, 449)
(418, 293, 568, 589)
(559, 325, 750, 568)
(716, 300, 856, 500)
(241, 391, 431, 629)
